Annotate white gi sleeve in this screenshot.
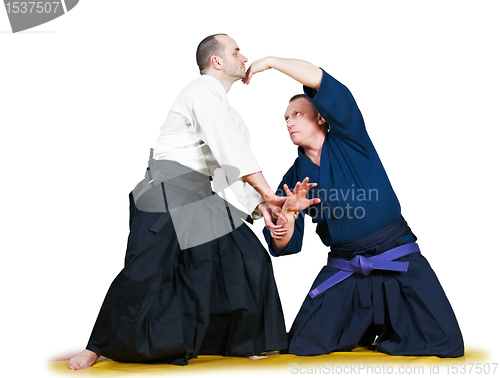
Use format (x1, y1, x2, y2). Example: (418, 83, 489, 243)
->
(229, 178, 264, 219)
(183, 82, 264, 217)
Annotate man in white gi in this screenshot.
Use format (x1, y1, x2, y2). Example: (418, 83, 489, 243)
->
(69, 34, 317, 370)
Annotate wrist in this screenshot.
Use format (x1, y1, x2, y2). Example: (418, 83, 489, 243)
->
(281, 206, 296, 218)
(266, 56, 278, 69)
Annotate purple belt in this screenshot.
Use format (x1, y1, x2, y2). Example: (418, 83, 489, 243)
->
(309, 242, 420, 299)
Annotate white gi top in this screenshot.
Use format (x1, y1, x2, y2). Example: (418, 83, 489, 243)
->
(153, 74, 264, 218)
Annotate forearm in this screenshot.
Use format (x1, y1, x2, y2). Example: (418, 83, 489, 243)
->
(270, 209, 296, 255)
(265, 57, 323, 90)
(242, 171, 276, 203)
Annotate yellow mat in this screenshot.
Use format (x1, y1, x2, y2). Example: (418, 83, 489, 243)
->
(48, 347, 488, 376)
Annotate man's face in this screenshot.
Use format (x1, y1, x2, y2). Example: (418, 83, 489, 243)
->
(284, 98, 324, 147)
(216, 35, 248, 80)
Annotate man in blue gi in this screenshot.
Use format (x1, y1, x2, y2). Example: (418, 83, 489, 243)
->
(244, 57, 464, 358)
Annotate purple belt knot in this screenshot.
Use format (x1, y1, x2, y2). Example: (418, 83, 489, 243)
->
(309, 242, 420, 299)
(330, 253, 410, 277)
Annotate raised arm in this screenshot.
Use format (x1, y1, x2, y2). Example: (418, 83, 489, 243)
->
(243, 57, 323, 89)
(247, 56, 372, 156)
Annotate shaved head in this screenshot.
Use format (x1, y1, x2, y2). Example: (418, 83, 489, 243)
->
(196, 34, 227, 74)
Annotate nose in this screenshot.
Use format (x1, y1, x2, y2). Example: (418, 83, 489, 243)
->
(241, 54, 248, 63)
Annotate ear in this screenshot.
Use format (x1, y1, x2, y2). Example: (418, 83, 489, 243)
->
(210, 55, 223, 70)
(317, 113, 326, 125)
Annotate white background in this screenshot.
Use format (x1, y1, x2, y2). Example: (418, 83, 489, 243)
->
(1, 1, 499, 376)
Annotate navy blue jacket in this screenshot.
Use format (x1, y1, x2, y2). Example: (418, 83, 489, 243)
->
(264, 70, 405, 255)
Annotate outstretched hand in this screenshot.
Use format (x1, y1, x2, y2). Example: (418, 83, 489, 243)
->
(282, 177, 321, 214)
(268, 178, 319, 241)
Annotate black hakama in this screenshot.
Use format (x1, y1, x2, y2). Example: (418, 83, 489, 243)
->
(86, 159, 287, 365)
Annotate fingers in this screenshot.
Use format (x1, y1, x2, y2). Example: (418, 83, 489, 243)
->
(265, 220, 284, 230)
(283, 183, 293, 197)
(270, 225, 288, 240)
(243, 63, 256, 84)
(280, 178, 321, 213)
(298, 177, 309, 191)
(294, 181, 301, 192)
(260, 203, 280, 230)
(270, 226, 288, 235)
(244, 58, 270, 84)
(270, 231, 283, 240)
(243, 69, 253, 85)
(297, 178, 315, 199)
(298, 177, 314, 193)
(299, 178, 320, 203)
(285, 178, 316, 195)
(306, 183, 317, 191)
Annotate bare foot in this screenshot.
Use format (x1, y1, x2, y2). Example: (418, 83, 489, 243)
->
(68, 349, 100, 370)
(248, 355, 269, 360)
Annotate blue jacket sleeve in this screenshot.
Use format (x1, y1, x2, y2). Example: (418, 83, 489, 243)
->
(303, 69, 373, 158)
